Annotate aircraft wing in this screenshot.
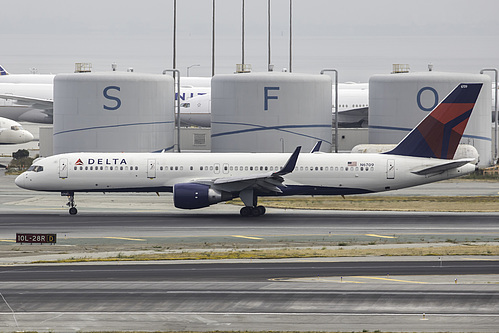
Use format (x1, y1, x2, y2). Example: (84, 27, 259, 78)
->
(0, 93, 54, 110)
(193, 146, 301, 193)
(410, 158, 475, 175)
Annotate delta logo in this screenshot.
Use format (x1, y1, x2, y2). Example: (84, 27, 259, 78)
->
(74, 158, 127, 165)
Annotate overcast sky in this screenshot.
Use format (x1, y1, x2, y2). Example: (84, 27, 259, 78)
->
(1, 0, 498, 81)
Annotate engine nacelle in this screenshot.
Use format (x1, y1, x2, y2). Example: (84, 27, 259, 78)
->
(173, 183, 232, 209)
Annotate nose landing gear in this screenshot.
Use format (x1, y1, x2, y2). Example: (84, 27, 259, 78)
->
(62, 191, 77, 215)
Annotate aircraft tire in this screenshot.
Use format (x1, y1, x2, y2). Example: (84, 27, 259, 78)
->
(257, 205, 266, 216)
(69, 207, 78, 215)
(240, 206, 251, 217)
(251, 207, 261, 216)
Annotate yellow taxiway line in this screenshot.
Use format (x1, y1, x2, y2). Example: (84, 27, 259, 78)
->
(232, 235, 264, 240)
(365, 234, 397, 239)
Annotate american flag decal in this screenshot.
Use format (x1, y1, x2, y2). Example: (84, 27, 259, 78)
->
(347, 161, 357, 167)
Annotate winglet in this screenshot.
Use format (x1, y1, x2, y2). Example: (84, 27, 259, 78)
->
(0, 65, 9, 76)
(275, 146, 301, 176)
(386, 83, 482, 159)
(310, 141, 322, 153)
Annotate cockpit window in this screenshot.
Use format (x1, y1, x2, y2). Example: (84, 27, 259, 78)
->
(27, 165, 44, 172)
(11, 125, 22, 131)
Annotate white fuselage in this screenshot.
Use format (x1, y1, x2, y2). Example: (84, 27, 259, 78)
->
(15, 152, 474, 196)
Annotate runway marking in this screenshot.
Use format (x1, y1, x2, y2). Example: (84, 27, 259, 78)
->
(104, 237, 146, 242)
(354, 276, 428, 284)
(231, 235, 263, 240)
(365, 234, 397, 239)
(0, 240, 15, 243)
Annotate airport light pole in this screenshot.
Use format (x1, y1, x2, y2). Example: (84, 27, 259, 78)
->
(480, 68, 498, 163)
(242, 0, 245, 66)
(268, 0, 271, 71)
(173, 0, 177, 70)
(321, 69, 338, 153)
(212, 0, 216, 76)
(289, 0, 292, 73)
(163, 69, 181, 152)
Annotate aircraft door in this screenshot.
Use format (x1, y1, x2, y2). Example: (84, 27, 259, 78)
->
(386, 159, 395, 179)
(59, 158, 68, 178)
(147, 159, 156, 178)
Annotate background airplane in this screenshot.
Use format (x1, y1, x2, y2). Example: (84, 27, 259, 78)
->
(0, 117, 34, 144)
(15, 83, 482, 216)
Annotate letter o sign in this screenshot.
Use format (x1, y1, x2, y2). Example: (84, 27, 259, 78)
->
(416, 87, 439, 112)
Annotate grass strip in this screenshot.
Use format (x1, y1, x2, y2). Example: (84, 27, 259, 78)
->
(230, 195, 499, 212)
(34, 244, 499, 264)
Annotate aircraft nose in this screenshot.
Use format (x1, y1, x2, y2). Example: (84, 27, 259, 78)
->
(23, 130, 34, 142)
(15, 173, 26, 189)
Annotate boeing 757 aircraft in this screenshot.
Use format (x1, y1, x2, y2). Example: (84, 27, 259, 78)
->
(15, 83, 482, 216)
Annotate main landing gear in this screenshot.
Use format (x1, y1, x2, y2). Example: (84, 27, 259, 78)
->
(63, 191, 78, 215)
(238, 189, 266, 217)
(240, 205, 266, 217)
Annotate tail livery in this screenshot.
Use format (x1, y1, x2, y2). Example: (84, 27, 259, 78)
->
(387, 83, 482, 159)
(0, 65, 9, 76)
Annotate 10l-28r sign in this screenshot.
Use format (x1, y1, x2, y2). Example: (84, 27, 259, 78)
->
(16, 233, 57, 244)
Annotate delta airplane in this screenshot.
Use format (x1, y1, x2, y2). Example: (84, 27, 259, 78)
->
(0, 117, 34, 144)
(15, 83, 481, 216)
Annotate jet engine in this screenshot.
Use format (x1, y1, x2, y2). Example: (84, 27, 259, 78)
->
(173, 183, 232, 209)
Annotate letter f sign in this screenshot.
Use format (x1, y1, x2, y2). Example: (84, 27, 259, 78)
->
(264, 86, 280, 111)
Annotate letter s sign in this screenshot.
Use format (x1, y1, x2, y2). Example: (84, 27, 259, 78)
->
(103, 86, 122, 111)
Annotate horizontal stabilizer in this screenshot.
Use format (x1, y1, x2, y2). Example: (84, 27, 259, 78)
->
(411, 158, 475, 175)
